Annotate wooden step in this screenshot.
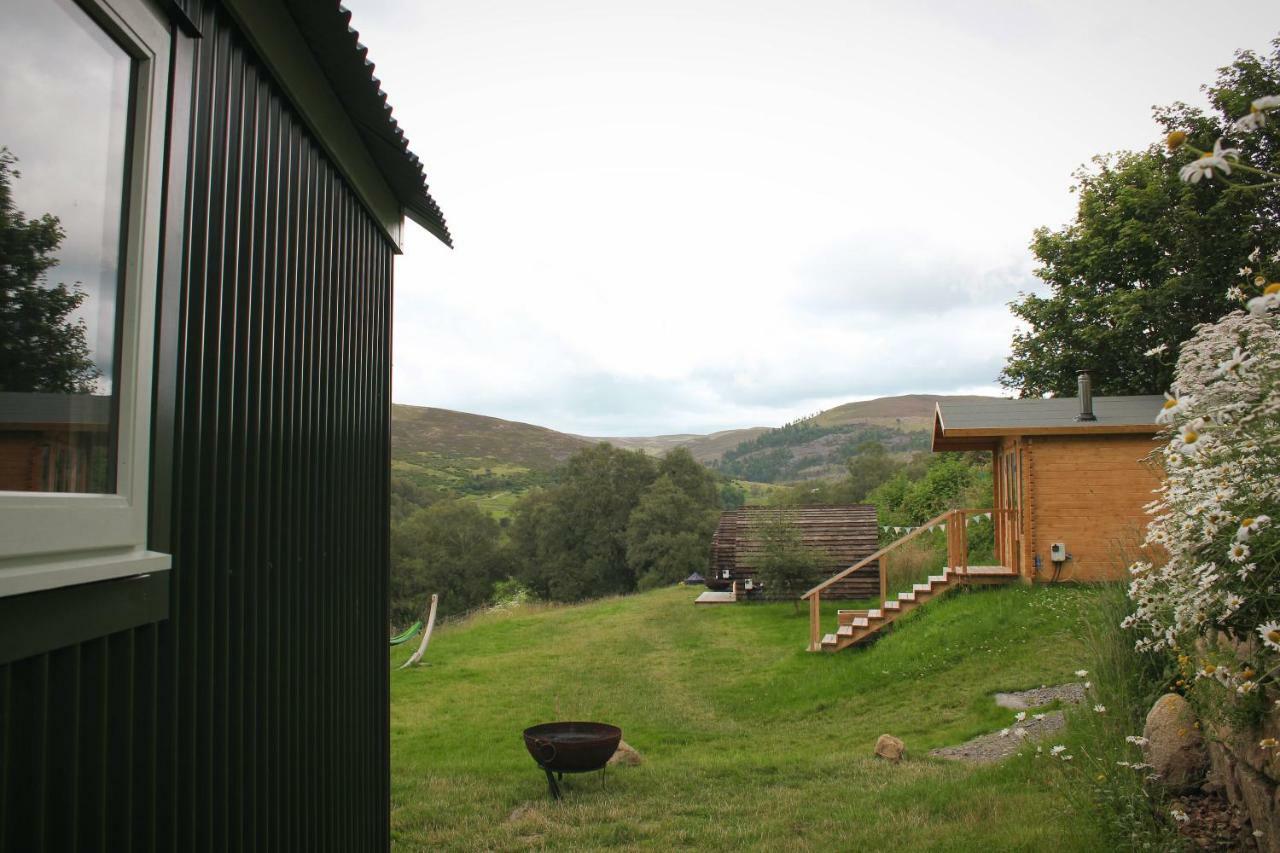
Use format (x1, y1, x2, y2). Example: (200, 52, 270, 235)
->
(883, 600, 901, 610)
(913, 583, 930, 593)
(837, 625, 853, 637)
(928, 575, 948, 584)
(867, 609, 882, 619)
(898, 591, 916, 602)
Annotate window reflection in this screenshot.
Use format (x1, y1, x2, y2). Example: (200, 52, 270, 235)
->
(0, 0, 132, 493)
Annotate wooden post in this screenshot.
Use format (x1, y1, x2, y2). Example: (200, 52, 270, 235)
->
(399, 593, 439, 670)
(809, 593, 820, 651)
(879, 554, 887, 604)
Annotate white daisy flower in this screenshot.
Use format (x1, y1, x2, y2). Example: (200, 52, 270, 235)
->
(1179, 138, 1241, 183)
(1254, 95, 1280, 111)
(1155, 393, 1190, 425)
(1247, 283, 1280, 316)
(1229, 542, 1250, 563)
(1125, 735, 1149, 747)
(1176, 420, 1206, 455)
(1094, 704, 1107, 714)
(1233, 109, 1266, 133)
(1214, 346, 1253, 378)
(1226, 285, 1246, 302)
(1236, 515, 1270, 542)
(1257, 622, 1280, 651)
(1074, 669, 1089, 678)
(1238, 681, 1258, 695)
(1000, 728, 1010, 737)
(1144, 343, 1169, 357)
(1170, 808, 1189, 823)
(1084, 681, 1092, 690)
(1014, 711, 1026, 722)
(1050, 745, 1066, 756)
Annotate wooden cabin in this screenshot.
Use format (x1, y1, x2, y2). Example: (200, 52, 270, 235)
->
(932, 379, 1164, 583)
(709, 505, 881, 599)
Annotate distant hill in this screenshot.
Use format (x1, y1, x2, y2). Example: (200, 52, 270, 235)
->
(390, 394, 1003, 512)
(585, 427, 771, 463)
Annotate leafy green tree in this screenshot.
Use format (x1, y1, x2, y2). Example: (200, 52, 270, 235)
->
(390, 500, 505, 624)
(657, 446, 720, 508)
(0, 149, 100, 393)
(508, 443, 658, 600)
(1000, 40, 1280, 397)
(717, 479, 746, 510)
(752, 513, 823, 610)
(625, 474, 719, 590)
(843, 440, 901, 501)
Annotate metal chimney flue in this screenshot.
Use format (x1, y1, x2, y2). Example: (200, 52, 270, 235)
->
(1076, 371, 1097, 421)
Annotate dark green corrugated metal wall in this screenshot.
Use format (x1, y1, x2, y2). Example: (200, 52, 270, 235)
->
(0, 1, 393, 849)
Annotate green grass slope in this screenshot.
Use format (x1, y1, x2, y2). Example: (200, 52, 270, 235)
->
(391, 584, 1108, 851)
(590, 427, 772, 463)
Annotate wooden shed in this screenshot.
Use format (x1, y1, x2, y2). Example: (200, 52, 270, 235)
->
(709, 505, 881, 599)
(932, 379, 1164, 583)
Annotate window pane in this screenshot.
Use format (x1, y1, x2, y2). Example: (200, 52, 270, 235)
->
(0, 0, 132, 493)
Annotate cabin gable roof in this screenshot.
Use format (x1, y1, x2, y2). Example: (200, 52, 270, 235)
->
(932, 395, 1164, 451)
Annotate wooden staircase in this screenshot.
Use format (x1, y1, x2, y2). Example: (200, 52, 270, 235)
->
(804, 508, 1018, 652)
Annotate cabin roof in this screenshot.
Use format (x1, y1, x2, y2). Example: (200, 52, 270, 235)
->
(284, 1, 452, 246)
(932, 395, 1164, 451)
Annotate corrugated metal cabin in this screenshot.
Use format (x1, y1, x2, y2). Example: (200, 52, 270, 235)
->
(0, 0, 449, 849)
(708, 505, 881, 599)
(932, 376, 1164, 583)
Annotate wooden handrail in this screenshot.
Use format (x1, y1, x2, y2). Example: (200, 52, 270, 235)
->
(802, 508, 956, 600)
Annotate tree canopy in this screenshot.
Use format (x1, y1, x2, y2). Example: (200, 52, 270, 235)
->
(1000, 40, 1280, 397)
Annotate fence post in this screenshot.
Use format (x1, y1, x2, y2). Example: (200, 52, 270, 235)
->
(809, 593, 820, 651)
(880, 554, 887, 604)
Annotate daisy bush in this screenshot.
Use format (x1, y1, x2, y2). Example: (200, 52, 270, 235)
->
(1124, 94, 1280, 711)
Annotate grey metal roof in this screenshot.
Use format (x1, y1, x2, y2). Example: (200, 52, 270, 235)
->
(285, 1, 452, 246)
(936, 395, 1165, 433)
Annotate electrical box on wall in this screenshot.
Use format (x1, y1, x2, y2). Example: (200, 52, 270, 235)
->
(1050, 542, 1068, 563)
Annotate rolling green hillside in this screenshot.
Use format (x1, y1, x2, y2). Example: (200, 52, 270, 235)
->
(589, 427, 771, 462)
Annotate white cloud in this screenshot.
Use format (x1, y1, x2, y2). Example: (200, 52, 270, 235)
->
(349, 0, 1278, 434)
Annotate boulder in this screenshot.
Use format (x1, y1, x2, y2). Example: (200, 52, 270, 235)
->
(1143, 693, 1208, 790)
(875, 734, 905, 763)
(608, 740, 642, 767)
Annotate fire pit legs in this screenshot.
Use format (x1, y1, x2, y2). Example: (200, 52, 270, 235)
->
(545, 768, 561, 800)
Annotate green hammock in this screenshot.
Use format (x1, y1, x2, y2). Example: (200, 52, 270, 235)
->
(389, 620, 423, 646)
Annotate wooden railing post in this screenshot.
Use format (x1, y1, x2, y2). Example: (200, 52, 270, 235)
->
(809, 592, 820, 651)
(880, 553, 887, 604)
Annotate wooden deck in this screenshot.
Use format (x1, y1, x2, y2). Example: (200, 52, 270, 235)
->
(694, 590, 736, 605)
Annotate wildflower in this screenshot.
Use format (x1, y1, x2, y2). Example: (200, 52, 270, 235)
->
(1084, 681, 1092, 689)
(1014, 711, 1026, 722)
(1062, 754, 1073, 761)
(1156, 393, 1189, 425)
(1000, 728, 1010, 737)
(1213, 346, 1253, 378)
(1074, 669, 1089, 678)
(1126, 735, 1150, 747)
(1236, 515, 1271, 542)
(1171, 808, 1190, 823)
(1238, 681, 1258, 695)
(1254, 95, 1280, 111)
(1228, 542, 1251, 564)
(1260, 738, 1279, 749)
(1145, 343, 1169, 357)
(1258, 622, 1280, 652)
(1233, 109, 1266, 133)
(1176, 421, 1205, 454)
(1179, 138, 1240, 183)
(1094, 704, 1107, 714)
(1014, 727, 1028, 739)
(1166, 130, 1188, 150)
(1032, 713, 1046, 721)
(1247, 283, 1280, 315)
(1050, 745, 1066, 756)
(1227, 285, 1246, 302)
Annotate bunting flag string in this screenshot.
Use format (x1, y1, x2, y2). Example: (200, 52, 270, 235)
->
(879, 512, 994, 535)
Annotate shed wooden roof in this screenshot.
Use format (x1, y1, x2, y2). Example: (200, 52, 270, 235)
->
(932, 395, 1163, 451)
(710, 505, 880, 599)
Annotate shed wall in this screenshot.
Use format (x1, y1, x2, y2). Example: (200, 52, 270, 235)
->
(1021, 434, 1163, 582)
(0, 3, 394, 850)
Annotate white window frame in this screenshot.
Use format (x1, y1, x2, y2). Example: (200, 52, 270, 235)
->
(0, 0, 172, 597)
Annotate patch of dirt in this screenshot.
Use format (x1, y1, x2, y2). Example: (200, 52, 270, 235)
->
(994, 682, 1087, 710)
(931, 682, 1087, 764)
(1171, 789, 1259, 851)
(930, 711, 1068, 764)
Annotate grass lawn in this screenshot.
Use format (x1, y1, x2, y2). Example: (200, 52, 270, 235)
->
(390, 584, 1108, 851)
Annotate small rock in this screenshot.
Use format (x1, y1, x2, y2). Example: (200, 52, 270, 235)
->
(608, 740, 642, 767)
(1143, 693, 1209, 790)
(875, 734, 905, 763)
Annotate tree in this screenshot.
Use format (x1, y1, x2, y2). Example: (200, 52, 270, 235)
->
(843, 440, 901, 501)
(508, 443, 658, 601)
(625, 474, 719, 589)
(0, 149, 100, 394)
(657, 446, 720, 508)
(753, 513, 823, 610)
(389, 500, 505, 624)
(1000, 40, 1280, 397)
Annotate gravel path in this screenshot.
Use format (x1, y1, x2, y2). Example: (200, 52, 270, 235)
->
(929, 683, 1086, 764)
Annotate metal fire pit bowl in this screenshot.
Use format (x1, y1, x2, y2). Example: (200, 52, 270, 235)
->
(522, 721, 622, 799)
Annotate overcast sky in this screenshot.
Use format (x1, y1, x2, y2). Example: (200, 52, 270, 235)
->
(349, 0, 1277, 436)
